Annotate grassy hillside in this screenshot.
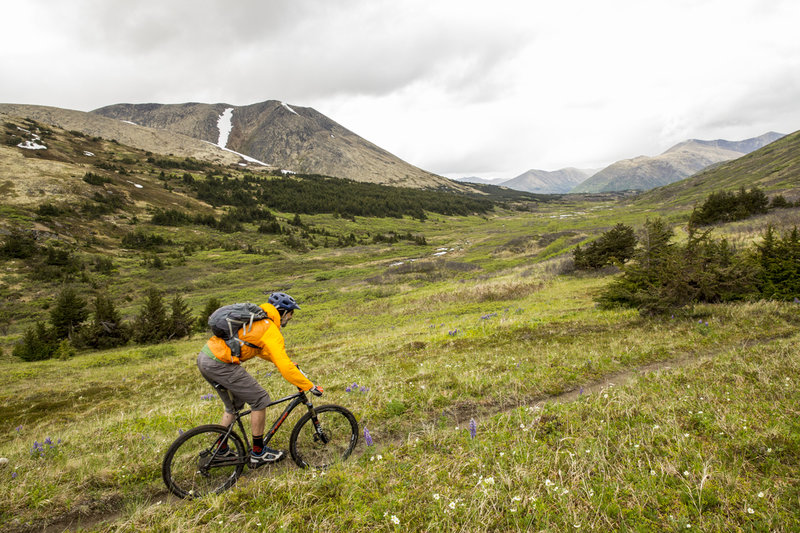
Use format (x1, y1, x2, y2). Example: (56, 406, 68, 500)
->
(2, 115, 800, 531)
(636, 130, 800, 209)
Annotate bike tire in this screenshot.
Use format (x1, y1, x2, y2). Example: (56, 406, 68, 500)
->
(162, 424, 247, 499)
(289, 404, 359, 469)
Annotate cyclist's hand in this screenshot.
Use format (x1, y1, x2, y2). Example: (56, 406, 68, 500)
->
(310, 385, 323, 397)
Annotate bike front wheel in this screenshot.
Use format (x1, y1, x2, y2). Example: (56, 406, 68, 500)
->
(162, 424, 247, 499)
(289, 405, 359, 469)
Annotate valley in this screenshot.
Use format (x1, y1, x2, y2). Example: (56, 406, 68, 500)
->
(0, 108, 798, 532)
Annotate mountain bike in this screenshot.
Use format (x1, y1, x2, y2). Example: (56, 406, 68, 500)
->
(162, 385, 359, 499)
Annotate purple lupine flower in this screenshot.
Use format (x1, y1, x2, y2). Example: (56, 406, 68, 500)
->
(345, 386, 352, 392)
(448, 329, 458, 336)
(469, 418, 477, 439)
(178, 429, 184, 435)
(579, 386, 584, 396)
(360, 386, 369, 393)
(794, 297, 799, 304)
(364, 426, 373, 447)
(12, 472, 17, 479)
(15, 426, 22, 433)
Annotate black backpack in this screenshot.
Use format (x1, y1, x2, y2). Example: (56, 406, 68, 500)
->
(208, 303, 268, 360)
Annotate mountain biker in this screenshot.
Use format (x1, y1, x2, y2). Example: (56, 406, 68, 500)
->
(196, 292, 323, 467)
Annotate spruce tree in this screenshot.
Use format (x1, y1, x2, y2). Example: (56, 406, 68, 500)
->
(50, 286, 89, 340)
(13, 322, 59, 361)
(168, 294, 194, 339)
(196, 296, 221, 333)
(132, 288, 170, 344)
(82, 292, 129, 349)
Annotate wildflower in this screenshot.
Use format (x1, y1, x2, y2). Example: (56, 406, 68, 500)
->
(469, 418, 477, 439)
(449, 501, 456, 509)
(15, 426, 22, 433)
(364, 427, 373, 447)
(653, 425, 660, 430)
(178, 429, 184, 435)
(12, 472, 17, 479)
(758, 492, 764, 498)
(747, 508, 754, 514)
(683, 471, 690, 476)
(545, 479, 554, 486)
(390, 515, 400, 525)
(433, 493, 440, 500)
(650, 470, 656, 476)
(448, 329, 458, 336)
(578, 386, 584, 395)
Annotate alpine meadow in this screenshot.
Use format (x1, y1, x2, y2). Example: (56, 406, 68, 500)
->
(1, 107, 800, 533)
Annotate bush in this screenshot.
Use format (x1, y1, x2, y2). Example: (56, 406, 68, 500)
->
(689, 187, 769, 226)
(0, 230, 38, 259)
(597, 219, 760, 314)
(82, 172, 112, 186)
(573, 223, 636, 270)
(55, 339, 76, 360)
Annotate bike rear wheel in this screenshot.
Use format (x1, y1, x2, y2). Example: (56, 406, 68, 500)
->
(162, 424, 246, 499)
(289, 404, 359, 469)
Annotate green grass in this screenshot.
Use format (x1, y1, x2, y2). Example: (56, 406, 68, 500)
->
(1, 266, 798, 531)
(1, 120, 799, 530)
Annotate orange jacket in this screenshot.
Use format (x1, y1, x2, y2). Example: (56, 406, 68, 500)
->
(202, 303, 314, 391)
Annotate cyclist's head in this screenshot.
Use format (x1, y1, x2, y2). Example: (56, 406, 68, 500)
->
(267, 292, 300, 317)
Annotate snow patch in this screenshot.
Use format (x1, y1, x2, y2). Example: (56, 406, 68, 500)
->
(281, 102, 299, 116)
(17, 140, 47, 150)
(122, 120, 137, 125)
(126, 180, 143, 189)
(202, 140, 270, 166)
(216, 107, 234, 148)
(83, 151, 95, 157)
(16, 127, 47, 150)
(281, 169, 296, 175)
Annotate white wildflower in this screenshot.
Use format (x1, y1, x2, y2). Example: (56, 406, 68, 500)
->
(433, 493, 440, 500)
(747, 508, 754, 514)
(758, 492, 764, 498)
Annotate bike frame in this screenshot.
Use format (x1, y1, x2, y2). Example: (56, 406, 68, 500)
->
(209, 389, 319, 465)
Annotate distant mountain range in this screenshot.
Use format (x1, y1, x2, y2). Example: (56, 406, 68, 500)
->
(467, 132, 787, 195)
(500, 168, 596, 194)
(571, 132, 785, 193)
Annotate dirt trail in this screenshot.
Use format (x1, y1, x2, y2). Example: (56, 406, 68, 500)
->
(34, 333, 793, 532)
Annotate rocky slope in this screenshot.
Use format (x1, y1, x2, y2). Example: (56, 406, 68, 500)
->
(0, 103, 243, 167)
(92, 101, 455, 189)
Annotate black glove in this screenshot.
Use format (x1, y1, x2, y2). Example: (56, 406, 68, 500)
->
(310, 385, 323, 397)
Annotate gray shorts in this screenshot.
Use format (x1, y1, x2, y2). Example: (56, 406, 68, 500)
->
(196, 353, 271, 413)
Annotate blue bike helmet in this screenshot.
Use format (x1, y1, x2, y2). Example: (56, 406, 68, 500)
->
(268, 292, 300, 312)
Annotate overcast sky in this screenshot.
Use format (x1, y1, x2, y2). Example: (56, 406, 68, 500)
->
(3, 0, 799, 180)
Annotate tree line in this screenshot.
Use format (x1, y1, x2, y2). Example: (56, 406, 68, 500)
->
(191, 173, 495, 219)
(575, 219, 800, 314)
(12, 287, 220, 362)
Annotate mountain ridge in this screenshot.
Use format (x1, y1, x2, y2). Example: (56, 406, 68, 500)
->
(92, 100, 456, 189)
(572, 132, 785, 193)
